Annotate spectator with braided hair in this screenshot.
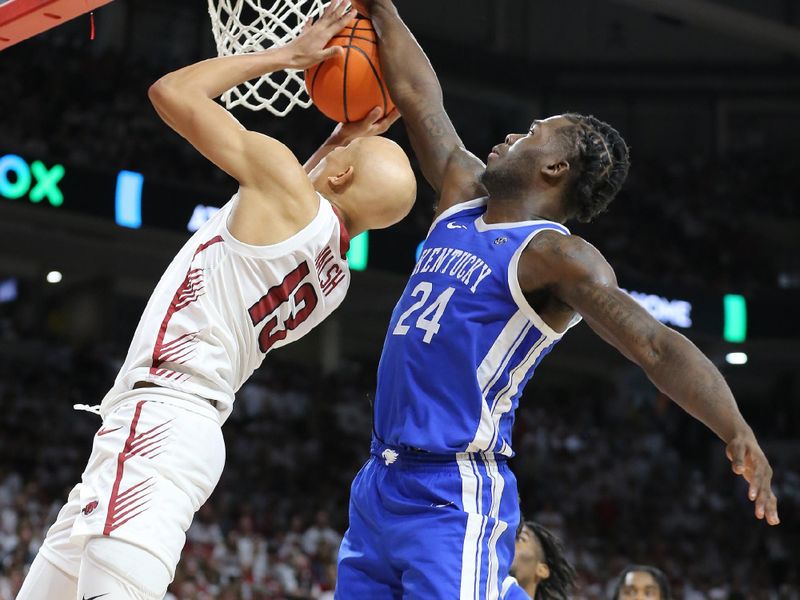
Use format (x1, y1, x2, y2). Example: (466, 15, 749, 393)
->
(501, 521, 577, 600)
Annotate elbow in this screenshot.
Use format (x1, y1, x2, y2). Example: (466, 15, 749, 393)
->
(635, 326, 669, 372)
(148, 79, 167, 108)
(148, 77, 186, 112)
(148, 79, 172, 108)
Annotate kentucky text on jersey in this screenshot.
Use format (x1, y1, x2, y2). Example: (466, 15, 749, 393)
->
(412, 246, 493, 293)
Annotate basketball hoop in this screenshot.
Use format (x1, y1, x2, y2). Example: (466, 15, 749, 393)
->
(207, 0, 327, 116)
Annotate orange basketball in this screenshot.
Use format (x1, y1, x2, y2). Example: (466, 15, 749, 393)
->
(305, 16, 395, 123)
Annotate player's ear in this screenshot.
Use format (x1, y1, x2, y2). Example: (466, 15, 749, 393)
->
(328, 165, 355, 192)
(541, 160, 570, 182)
(535, 562, 551, 581)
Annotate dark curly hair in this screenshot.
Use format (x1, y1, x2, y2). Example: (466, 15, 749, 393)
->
(610, 565, 671, 600)
(557, 113, 630, 223)
(523, 521, 577, 600)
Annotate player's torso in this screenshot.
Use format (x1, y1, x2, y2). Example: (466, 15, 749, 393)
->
(374, 198, 570, 456)
(103, 193, 350, 422)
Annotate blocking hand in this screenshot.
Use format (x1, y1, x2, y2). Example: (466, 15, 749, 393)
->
(726, 431, 780, 525)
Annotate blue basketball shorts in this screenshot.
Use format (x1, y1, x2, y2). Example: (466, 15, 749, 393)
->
(335, 439, 520, 600)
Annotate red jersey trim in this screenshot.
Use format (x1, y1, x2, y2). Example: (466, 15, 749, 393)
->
(332, 207, 351, 256)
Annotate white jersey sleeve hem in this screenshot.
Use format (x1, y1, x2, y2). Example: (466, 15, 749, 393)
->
(508, 227, 571, 340)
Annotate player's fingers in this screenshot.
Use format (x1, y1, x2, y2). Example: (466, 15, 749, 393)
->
(320, 46, 344, 61)
(338, 6, 355, 24)
(380, 108, 401, 126)
(726, 439, 746, 475)
(752, 464, 775, 515)
(766, 491, 780, 526)
(364, 106, 383, 125)
(321, 0, 343, 24)
(327, 0, 351, 23)
(748, 461, 765, 501)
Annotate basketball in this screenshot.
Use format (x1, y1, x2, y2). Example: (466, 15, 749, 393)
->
(305, 15, 395, 123)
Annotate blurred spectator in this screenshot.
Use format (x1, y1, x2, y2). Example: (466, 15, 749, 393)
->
(0, 325, 797, 599)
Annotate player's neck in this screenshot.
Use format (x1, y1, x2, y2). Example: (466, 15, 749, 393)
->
(484, 194, 563, 224)
(329, 202, 361, 238)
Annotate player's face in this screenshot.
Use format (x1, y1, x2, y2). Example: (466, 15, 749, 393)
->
(510, 524, 543, 578)
(618, 571, 662, 600)
(483, 115, 572, 193)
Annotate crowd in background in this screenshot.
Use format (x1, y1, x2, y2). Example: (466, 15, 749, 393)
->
(0, 326, 797, 599)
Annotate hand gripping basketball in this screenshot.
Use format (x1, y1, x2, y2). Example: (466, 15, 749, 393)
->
(304, 13, 395, 122)
(284, 0, 356, 70)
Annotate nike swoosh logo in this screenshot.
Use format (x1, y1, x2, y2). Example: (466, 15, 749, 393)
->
(83, 594, 109, 600)
(97, 426, 122, 437)
(447, 222, 467, 230)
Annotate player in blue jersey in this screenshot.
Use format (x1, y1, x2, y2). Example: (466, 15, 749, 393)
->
(336, 1, 780, 598)
(501, 521, 576, 600)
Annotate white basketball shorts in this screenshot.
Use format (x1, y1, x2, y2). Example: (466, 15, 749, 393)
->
(39, 392, 225, 579)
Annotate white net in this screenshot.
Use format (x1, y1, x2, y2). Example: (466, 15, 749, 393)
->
(208, 0, 328, 115)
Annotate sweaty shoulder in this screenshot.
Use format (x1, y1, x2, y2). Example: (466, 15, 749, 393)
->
(519, 229, 617, 295)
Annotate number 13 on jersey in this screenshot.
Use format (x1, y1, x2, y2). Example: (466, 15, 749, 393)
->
(392, 282, 455, 344)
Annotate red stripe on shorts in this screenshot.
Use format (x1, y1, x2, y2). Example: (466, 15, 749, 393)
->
(103, 400, 146, 536)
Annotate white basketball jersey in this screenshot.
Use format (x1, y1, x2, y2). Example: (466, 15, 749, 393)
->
(101, 192, 351, 423)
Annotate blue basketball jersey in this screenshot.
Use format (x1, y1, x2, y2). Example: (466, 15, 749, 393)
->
(374, 198, 575, 456)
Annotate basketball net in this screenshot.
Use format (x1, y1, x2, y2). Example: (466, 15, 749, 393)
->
(207, 0, 327, 115)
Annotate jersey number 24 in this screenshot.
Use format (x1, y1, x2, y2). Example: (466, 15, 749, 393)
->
(392, 281, 455, 344)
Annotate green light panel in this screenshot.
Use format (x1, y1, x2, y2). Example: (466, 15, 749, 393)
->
(723, 294, 747, 343)
(347, 231, 369, 272)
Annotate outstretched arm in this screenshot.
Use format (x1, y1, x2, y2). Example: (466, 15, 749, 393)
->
(148, 1, 355, 224)
(358, 0, 485, 214)
(523, 233, 780, 526)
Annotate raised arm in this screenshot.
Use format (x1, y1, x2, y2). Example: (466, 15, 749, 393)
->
(357, 0, 485, 214)
(523, 233, 780, 526)
(148, 2, 355, 243)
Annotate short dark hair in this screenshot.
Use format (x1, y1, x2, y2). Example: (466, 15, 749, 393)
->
(527, 521, 577, 600)
(558, 113, 630, 223)
(611, 565, 671, 600)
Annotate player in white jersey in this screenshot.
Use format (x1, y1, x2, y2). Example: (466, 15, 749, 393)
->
(17, 3, 415, 599)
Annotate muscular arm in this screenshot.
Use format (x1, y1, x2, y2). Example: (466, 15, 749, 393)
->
(367, 1, 485, 214)
(522, 233, 779, 525)
(149, 49, 315, 201)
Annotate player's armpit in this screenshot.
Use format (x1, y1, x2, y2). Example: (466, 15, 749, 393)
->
(539, 236, 665, 368)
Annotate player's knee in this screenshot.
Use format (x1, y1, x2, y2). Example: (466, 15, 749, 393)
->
(83, 536, 171, 598)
